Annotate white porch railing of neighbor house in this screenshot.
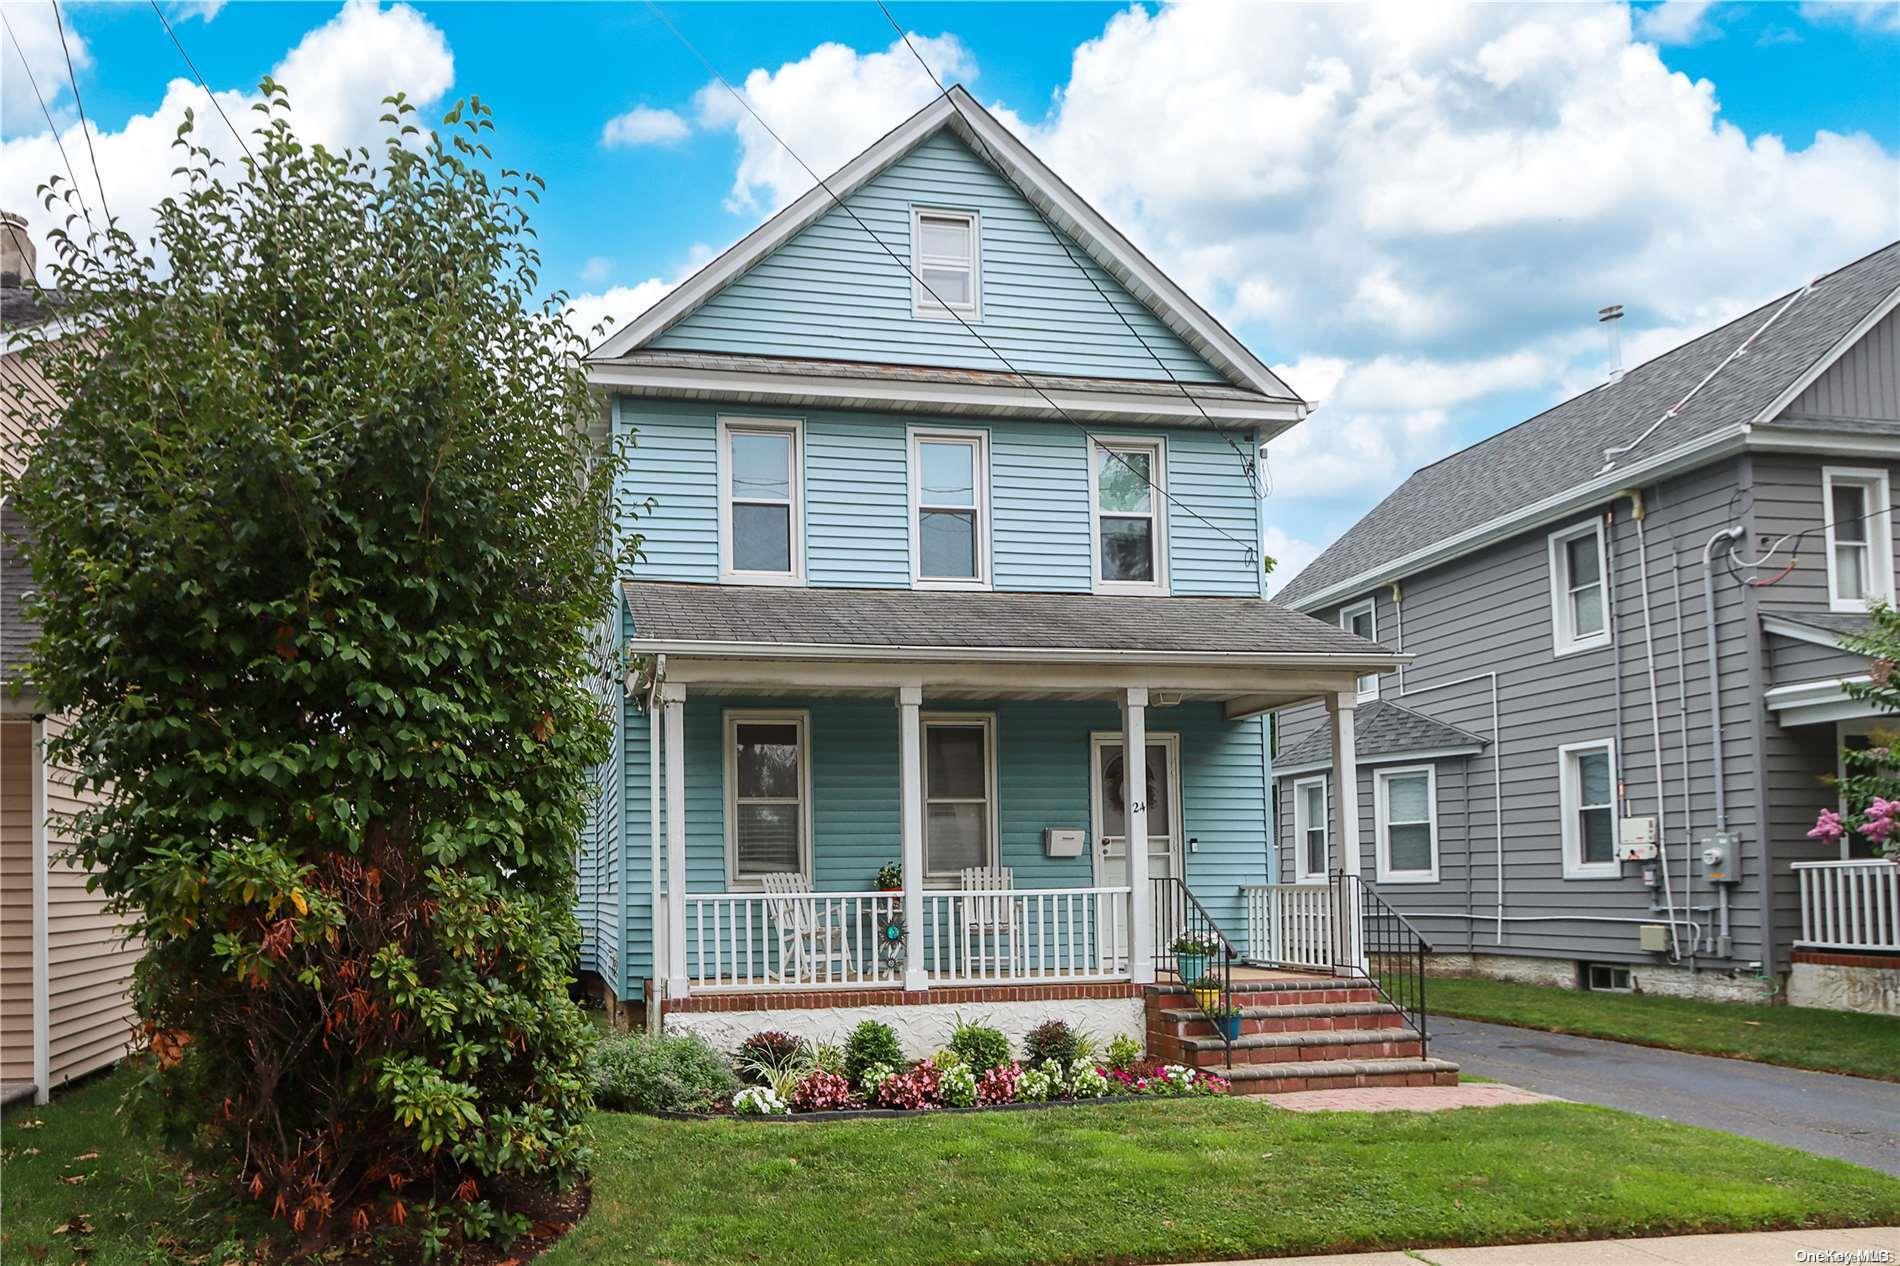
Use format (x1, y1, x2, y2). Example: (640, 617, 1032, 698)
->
(1240, 882, 1335, 970)
(681, 887, 1133, 992)
(1795, 859, 1900, 952)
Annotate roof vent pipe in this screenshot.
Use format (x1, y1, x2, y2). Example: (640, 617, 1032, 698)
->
(1598, 304, 1624, 384)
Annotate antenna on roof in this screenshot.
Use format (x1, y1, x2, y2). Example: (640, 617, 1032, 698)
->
(1598, 304, 1624, 384)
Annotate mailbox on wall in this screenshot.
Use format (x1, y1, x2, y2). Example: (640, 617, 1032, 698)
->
(1043, 827, 1085, 858)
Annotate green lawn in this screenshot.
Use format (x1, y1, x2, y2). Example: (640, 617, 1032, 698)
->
(9, 1068, 1900, 1266)
(1428, 975, 1900, 1081)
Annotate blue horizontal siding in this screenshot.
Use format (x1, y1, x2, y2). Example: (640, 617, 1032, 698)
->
(1168, 428, 1263, 597)
(617, 398, 719, 582)
(990, 421, 1092, 592)
(806, 416, 910, 586)
(652, 131, 1225, 384)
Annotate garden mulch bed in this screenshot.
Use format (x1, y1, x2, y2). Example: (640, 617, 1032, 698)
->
(656, 1092, 1168, 1123)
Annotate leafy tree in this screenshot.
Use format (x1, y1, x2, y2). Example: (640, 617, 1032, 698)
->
(8, 83, 625, 1255)
(1809, 601, 1900, 859)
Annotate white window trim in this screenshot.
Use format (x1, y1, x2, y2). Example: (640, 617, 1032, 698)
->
(1548, 518, 1611, 657)
(722, 709, 813, 887)
(1374, 765, 1439, 884)
(907, 427, 992, 590)
(1087, 436, 1170, 595)
(1339, 598, 1379, 700)
(1292, 775, 1330, 883)
(717, 415, 806, 585)
(910, 206, 981, 321)
(1822, 466, 1894, 613)
(1559, 739, 1619, 880)
(921, 712, 999, 883)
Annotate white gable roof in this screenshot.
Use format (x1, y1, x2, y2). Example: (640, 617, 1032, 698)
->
(591, 87, 1299, 404)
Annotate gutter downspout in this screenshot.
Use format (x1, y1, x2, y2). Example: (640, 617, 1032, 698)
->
(1630, 493, 1686, 961)
(1702, 525, 1744, 958)
(31, 716, 50, 1105)
(1606, 508, 1628, 817)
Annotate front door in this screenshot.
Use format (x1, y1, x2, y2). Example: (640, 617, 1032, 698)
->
(1091, 734, 1183, 965)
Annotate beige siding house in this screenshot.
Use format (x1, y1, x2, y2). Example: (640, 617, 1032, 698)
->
(2, 212, 141, 1104)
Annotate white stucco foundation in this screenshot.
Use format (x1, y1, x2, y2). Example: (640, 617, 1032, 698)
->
(665, 997, 1146, 1059)
(1430, 952, 1771, 1003)
(1788, 960, 1900, 1016)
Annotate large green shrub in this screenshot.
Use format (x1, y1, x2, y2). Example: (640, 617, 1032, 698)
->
(590, 1033, 738, 1114)
(7, 86, 626, 1254)
(948, 1018, 1012, 1072)
(843, 1021, 903, 1087)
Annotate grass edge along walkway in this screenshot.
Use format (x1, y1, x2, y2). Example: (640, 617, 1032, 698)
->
(1426, 974, 1900, 1082)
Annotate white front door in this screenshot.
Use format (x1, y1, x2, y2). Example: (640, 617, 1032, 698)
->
(1091, 734, 1183, 964)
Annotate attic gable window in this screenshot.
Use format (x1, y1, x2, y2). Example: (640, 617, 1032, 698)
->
(911, 208, 980, 320)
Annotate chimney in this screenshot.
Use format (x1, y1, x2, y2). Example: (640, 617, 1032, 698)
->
(1598, 303, 1624, 383)
(1, 211, 35, 288)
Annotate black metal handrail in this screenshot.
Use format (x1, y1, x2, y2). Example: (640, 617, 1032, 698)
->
(1150, 876, 1238, 1064)
(1331, 872, 1433, 1058)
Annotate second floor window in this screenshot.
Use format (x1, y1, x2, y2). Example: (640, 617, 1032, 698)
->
(1824, 467, 1894, 612)
(721, 418, 802, 581)
(911, 431, 988, 586)
(912, 208, 980, 319)
(1560, 739, 1617, 879)
(1339, 599, 1379, 699)
(1093, 439, 1167, 593)
(1548, 519, 1610, 656)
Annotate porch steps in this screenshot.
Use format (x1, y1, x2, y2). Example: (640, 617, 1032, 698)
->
(1143, 982, 1458, 1093)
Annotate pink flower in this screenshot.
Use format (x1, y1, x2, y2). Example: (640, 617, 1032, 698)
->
(1809, 809, 1846, 843)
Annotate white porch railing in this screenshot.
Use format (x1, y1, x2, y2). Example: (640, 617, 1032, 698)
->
(1240, 882, 1335, 970)
(681, 886, 1133, 992)
(1795, 859, 1900, 952)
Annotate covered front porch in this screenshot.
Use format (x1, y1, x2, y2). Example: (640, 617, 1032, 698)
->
(617, 583, 1402, 1011)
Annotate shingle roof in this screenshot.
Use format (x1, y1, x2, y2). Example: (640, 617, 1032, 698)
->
(2, 501, 37, 685)
(622, 581, 1393, 661)
(0, 284, 65, 331)
(1765, 611, 1875, 642)
(1277, 241, 1900, 608)
(1275, 699, 1487, 771)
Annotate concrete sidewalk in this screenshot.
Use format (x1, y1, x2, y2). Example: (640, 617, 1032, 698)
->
(1192, 1226, 1899, 1265)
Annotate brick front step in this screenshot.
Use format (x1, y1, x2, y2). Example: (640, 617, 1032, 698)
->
(1177, 1027, 1425, 1068)
(1153, 1001, 1411, 1033)
(1221, 1056, 1461, 1095)
(1145, 982, 1383, 1009)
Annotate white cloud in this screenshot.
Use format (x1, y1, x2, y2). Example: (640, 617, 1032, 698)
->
(579, 255, 614, 285)
(1635, 1, 1721, 45)
(1262, 526, 1323, 597)
(1, 2, 91, 136)
(601, 104, 689, 148)
(1800, 1, 1900, 32)
(171, 0, 228, 22)
(694, 33, 975, 212)
(1, 1, 454, 279)
(564, 242, 716, 351)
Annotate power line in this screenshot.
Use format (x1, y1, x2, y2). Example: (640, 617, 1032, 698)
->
(50, 0, 111, 227)
(148, 0, 256, 166)
(1, 8, 97, 235)
(874, 0, 1263, 493)
(641, 0, 1262, 566)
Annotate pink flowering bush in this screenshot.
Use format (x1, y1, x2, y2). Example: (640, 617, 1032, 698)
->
(1810, 607, 1900, 861)
(976, 1062, 1021, 1106)
(790, 1069, 855, 1113)
(873, 1060, 943, 1110)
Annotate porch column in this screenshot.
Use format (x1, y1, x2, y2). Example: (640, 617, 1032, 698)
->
(1124, 687, 1155, 985)
(648, 686, 665, 1029)
(897, 686, 928, 991)
(661, 681, 689, 999)
(1326, 690, 1365, 975)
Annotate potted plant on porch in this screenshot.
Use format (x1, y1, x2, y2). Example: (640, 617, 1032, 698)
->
(1209, 1001, 1244, 1042)
(1171, 931, 1220, 984)
(874, 862, 903, 892)
(1188, 974, 1222, 1013)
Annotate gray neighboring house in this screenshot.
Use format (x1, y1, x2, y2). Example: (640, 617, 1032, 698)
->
(1271, 240, 1900, 1014)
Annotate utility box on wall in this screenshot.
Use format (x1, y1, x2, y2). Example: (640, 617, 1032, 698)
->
(1043, 827, 1085, 859)
(1639, 923, 1671, 953)
(1616, 816, 1659, 861)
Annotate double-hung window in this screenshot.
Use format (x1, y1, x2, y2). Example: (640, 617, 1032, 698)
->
(1823, 467, 1894, 612)
(1548, 519, 1610, 655)
(1292, 776, 1329, 882)
(911, 208, 979, 319)
(1092, 438, 1167, 593)
(1339, 599, 1379, 700)
(923, 716, 995, 878)
(1559, 740, 1618, 879)
(911, 430, 989, 586)
(1375, 766, 1438, 883)
(725, 712, 809, 883)
(720, 418, 803, 581)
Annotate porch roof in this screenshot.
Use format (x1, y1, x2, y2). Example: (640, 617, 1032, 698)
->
(622, 581, 1397, 665)
(1273, 700, 1488, 776)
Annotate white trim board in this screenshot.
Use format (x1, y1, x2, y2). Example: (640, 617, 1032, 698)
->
(1765, 675, 1879, 728)
(588, 87, 1298, 405)
(630, 637, 1408, 669)
(1761, 615, 1866, 651)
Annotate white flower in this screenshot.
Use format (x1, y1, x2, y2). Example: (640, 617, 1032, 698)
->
(733, 1085, 789, 1116)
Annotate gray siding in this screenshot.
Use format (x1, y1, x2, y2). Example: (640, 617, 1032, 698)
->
(1274, 458, 1774, 970)
(1747, 454, 1900, 616)
(1786, 307, 1900, 422)
(1766, 632, 1868, 688)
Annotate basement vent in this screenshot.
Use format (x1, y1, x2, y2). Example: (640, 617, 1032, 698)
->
(1582, 962, 1632, 993)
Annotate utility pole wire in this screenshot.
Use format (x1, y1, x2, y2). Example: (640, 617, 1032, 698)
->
(50, 0, 112, 227)
(148, 0, 257, 166)
(2, 8, 98, 235)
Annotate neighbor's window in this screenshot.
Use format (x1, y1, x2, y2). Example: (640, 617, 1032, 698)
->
(726, 713, 808, 882)
(1560, 740, 1617, 879)
(1093, 439, 1166, 591)
(1823, 467, 1894, 612)
(912, 431, 988, 585)
(1376, 766, 1437, 883)
(1548, 519, 1610, 655)
(1339, 599, 1379, 700)
(912, 209, 979, 319)
(722, 419, 802, 580)
(923, 716, 995, 877)
(1293, 776, 1329, 881)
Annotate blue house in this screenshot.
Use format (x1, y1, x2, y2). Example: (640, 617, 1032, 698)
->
(576, 88, 1433, 1081)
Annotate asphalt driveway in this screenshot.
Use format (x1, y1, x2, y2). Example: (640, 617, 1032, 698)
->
(1430, 1016, 1900, 1176)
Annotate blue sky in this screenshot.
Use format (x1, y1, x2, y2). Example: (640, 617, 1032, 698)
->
(4, 1, 1896, 586)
